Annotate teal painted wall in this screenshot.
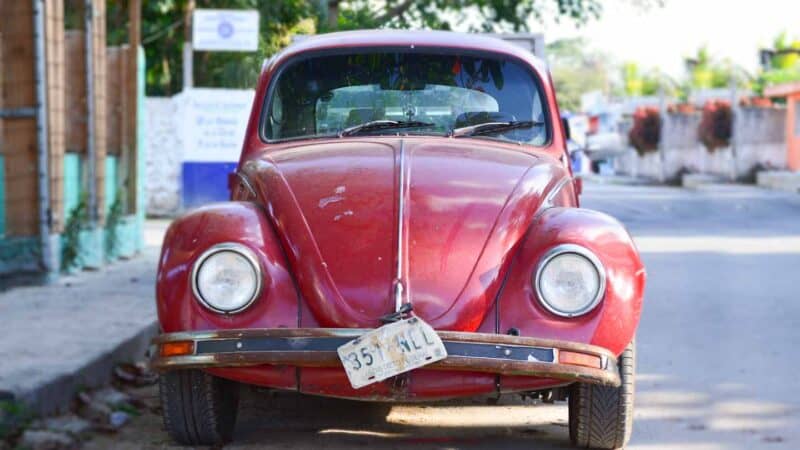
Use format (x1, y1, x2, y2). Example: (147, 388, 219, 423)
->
(105, 155, 118, 214)
(61, 153, 85, 273)
(63, 153, 83, 218)
(109, 47, 147, 258)
(0, 49, 147, 277)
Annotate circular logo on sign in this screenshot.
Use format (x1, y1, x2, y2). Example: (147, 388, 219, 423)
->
(217, 20, 234, 39)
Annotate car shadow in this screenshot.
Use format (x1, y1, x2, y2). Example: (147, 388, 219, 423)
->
(232, 387, 575, 449)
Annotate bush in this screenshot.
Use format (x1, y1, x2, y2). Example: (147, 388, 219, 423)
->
(698, 100, 732, 152)
(628, 107, 662, 156)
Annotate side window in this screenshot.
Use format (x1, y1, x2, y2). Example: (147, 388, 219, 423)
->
(270, 92, 283, 139)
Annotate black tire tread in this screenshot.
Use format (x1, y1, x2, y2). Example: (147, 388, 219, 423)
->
(569, 341, 635, 449)
(160, 369, 239, 446)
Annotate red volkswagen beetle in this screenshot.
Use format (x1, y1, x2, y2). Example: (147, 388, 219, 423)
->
(151, 30, 645, 449)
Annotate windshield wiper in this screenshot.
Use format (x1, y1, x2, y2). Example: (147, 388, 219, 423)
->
(338, 120, 435, 137)
(450, 120, 545, 138)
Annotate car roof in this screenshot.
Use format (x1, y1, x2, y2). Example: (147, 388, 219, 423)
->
(268, 30, 548, 75)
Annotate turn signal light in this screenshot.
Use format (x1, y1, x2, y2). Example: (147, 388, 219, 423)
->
(559, 350, 602, 369)
(160, 341, 195, 357)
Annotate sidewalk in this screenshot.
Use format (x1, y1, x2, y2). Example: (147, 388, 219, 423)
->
(0, 220, 169, 416)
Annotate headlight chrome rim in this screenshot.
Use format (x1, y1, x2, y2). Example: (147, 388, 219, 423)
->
(534, 244, 606, 318)
(191, 242, 263, 314)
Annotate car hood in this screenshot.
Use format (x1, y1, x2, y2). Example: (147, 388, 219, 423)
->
(243, 138, 567, 331)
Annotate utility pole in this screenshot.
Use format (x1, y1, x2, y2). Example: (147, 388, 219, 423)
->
(183, 0, 195, 90)
(657, 84, 668, 183)
(128, 0, 141, 214)
(729, 76, 739, 182)
(84, 0, 97, 227)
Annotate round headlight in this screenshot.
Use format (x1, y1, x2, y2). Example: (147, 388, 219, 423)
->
(192, 243, 262, 313)
(534, 245, 605, 317)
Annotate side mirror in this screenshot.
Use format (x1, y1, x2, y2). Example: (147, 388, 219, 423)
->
(228, 172, 239, 198)
(561, 117, 571, 141)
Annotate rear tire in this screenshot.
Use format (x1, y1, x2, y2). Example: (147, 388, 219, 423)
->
(159, 369, 240, 446)
(568, 341, 635, 449)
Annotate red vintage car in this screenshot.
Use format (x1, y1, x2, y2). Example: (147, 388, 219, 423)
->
(151, 30, 645, 449)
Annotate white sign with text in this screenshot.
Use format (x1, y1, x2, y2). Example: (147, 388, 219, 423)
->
(193, 9, 259, 52)
(180, 88, 255, 162)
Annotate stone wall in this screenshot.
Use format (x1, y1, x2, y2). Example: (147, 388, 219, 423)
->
(733, 106, 787, 177)
(615, 106, 787, 181)
(144, 97, 182, 216)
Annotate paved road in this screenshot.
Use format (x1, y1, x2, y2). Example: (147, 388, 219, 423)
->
(90, 183, 800, 449)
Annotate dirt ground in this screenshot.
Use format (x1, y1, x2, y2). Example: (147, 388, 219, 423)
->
(84, 384, 575, 450)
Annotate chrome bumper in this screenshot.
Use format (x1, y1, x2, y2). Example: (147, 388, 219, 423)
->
(150, 328, 620, 387)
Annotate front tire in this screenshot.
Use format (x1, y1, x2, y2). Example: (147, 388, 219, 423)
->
(569, 341, 635, 449)
(159, 369, 240, 446)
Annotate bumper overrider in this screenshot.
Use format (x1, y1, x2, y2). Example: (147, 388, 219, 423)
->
(150, 328, 620, 387)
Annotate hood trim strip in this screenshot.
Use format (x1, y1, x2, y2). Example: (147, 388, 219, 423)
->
(394, 139, 408, 312)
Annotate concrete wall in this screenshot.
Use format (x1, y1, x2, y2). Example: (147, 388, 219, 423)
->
(144, 88, 253, 216)
(734, 106, 787, 176)
(615, 106, 787, 181)
(144, 97, 182, 216)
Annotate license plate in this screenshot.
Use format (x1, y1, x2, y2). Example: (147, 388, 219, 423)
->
(337, 317, 447, 389)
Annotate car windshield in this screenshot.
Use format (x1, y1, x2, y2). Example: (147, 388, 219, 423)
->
(264, 51, 549, 145)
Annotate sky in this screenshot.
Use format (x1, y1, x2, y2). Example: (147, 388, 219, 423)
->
(538, 0, 800, 78)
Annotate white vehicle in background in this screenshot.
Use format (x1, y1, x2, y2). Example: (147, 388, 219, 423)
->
(578, 92, 628, 173)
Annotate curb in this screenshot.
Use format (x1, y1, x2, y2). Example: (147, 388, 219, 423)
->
(578, 174, 660, 186)
(680, 173, 728, 189)
(14, 321, 158, 417)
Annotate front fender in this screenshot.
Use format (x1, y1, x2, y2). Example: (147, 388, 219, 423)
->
(156, 202, 299, 332)
(497, 207, 645, 356)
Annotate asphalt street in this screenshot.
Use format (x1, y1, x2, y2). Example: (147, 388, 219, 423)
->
(89, 182, 800, 449)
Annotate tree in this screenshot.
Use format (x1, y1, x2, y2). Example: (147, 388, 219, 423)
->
(326, 0, 614, 32)
(134, 0, 320, 95)
(546, 38, 614, 111)
(621, 62, 671, 97)
(685, 46, 746, 90)
(130, 0, 660, 95)
(753, 32, 800, 94)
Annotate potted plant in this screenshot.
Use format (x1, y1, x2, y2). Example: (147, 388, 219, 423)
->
(698, 99, 732, 152)
(628, 106, 662, 156)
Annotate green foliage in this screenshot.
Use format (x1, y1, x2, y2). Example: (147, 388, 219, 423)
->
(621, 62, 668, 97)
(328, 0, 615, 32)
(762, 68, 800, 86)
(132, 0, 658, 94)
(750, 32, 800, 95)
(0, 399, 33, 441)
(104, 190, 124, 257)
(772, 32, 800, 70)
(685, 46, 747, 90)
(140, 0, 320, 95)
(61, 197, 89, 271)
(547, 38, 613, 111)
